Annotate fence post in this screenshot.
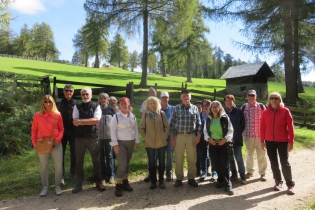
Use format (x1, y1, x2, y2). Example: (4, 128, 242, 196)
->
(185, 83, 187, 89)
(41, 75, 51, 95)
(182, 82, 184, 89)
(214, 89, 216, 100)
(304, 101, 309, 126)
(155, 83, 158, 92)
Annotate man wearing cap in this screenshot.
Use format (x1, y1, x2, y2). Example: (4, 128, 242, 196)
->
(241, 90, 267, 181)
(170, 90, 202, 187)
(160, 91, 174, 182)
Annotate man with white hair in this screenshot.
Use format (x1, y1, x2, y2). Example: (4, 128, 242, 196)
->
(71, 87, 105, 193)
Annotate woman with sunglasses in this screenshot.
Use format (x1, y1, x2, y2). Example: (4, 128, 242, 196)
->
(31, 95, 64, 196)
(260, 92, 295, 195)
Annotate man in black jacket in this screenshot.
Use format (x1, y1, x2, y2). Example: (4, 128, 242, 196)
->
(57, 84, 77, 183)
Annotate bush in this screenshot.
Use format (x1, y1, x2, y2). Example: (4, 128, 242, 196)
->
(0, 73, 42, 156)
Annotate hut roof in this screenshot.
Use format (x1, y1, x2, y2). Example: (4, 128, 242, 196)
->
(220, 61, 274, 79)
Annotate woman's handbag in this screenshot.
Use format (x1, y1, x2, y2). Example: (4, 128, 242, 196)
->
(36, 115, 56, 154)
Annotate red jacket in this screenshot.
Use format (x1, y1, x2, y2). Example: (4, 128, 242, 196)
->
(260, 106, 294, 144)
(31, 112, 64, 147)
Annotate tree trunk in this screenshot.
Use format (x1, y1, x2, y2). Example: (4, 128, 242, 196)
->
(283, 0, 297, 105)
(94, 50, 99, 68)
(161, 53, 167, 77)
(140, 1, 148, 86)
(186, 52, 193, 83)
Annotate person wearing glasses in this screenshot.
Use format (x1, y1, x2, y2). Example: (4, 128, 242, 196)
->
(241, 90, 267, 181)
(56, 84, 77, 183)
(71, 87, 105, 193)
(260, 92, 295, 195)
(204, 101, 234, 195)
(31, 95, 64, 196)
(224, 94, 246, 184)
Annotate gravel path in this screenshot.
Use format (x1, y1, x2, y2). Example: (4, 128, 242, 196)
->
(1, 147, 315, 210)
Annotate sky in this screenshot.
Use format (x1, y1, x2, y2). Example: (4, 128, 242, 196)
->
(8, 0, 315, 82)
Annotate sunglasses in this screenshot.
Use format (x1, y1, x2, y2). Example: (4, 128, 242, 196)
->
(64, 89, 73, 92)
(247, 94, 255, 97)
(81, 93, 89, 96)
(44, 101, 52, 104)
(270, 97, 279, 100)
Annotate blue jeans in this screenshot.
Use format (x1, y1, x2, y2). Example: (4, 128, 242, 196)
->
(196, 146, 209, 172)
(146, 146, 166, 183)
(229, 145, 245, 178)
(165, 136, 173, 176)
(99, 139, 115, 179)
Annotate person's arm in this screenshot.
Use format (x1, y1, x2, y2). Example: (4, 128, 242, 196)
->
(218, 116, 233, 146)
(139, 113, 146, 140)
(73, 105, 101, 126)
(286, 108, 294, 151)
(169, 108, 176, 146)
(240, 109, 246, 133)
(260, 111, 266, 150)
(110, 114, 118, 146)
(133, 114, 140, 149)
(162, 112, 170, 139)
(55, 114, 64, 145)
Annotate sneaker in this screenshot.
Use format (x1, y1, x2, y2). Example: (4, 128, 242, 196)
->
(210, 171, 218, 181)
(245, 172, 253, 179)
(115, 184, 122, 197)
(199, 171, 206, 181)
(230, 173, 238, 181)
(150, 182, 156, 189)
(159, 182, 166, 189)
(109, 176, 115, 184)
(287, 187, 295, 195)
(166, 174, 172, 182)
(122, 179, 133, 191)
(240, 177, 247, 185)
(96, 181, 106, 191)
(174, 180, 182, 187)
(39, 187, 48, 197)
(260, 174, 267, 182)
(225, 186, 234, 195)
(61, 178, 65, 185)
(72, 185, 82, 194)
(144, 174, 150, 182)
(188, 179, 198, 187)
(55, 186, 62, 195)
(273, 181, 283, 191)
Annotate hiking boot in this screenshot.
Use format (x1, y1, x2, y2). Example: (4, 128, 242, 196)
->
(144, 174, 150, 182)
(188, 179, 198, 187)
(174, 180, 182, 187)
(96, 181, 106, 191)
(245, 172, 253, 179)
(122, 179, 133, 191)
(199, 171, 206, 181)
(273, 181, 283, 191)
(55, 186, 62, 195)
(159, 182, 166, 189)
(260, 174, 267, 181)
(240, 177, 247, 185)
(39, 187, 48, 197)
(150, 182, 156, 189)
(72, 185, 82, 194)
(115, 184, 122, 197)
(109, 176, 115, 184)
(225, 186, 234, 195)
(166, 174, 171, 182)
(287, 187, 295, 195)
(230, 173, 238, 181)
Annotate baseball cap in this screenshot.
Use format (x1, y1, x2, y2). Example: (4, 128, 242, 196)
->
(247, 90, 257, 95)
(160, 91, 169, 98)
(194, 101, 202, 105)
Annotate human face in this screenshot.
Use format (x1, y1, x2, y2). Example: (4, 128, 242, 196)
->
(120, 101, 130, 112)
(224, 98, 234, 109)
(63, 88, 74, 100)
(181, 93, 191, 106)
(148, 100, 157, 112)
(160, 96, 169, 106)
(99, 96, 108, 105)
(109, 99, 117, 107)
(196, 103, 202, 113)
(81, 90, 92, 103)
(247, 94, 257, 105)
(43, 98, 53, 112)
(211, 103, 220, 117)
(202, 102, 210, 113)
(269, 95, 280, 109)
(149, 89, 157, 97)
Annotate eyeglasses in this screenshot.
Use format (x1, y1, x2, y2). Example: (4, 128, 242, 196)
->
(211, 106, 219, 109)
(270, 97, 279, 100)
(247, 94, 255, 97)
(44, 101, 52, 104)
(81, 93, 89, 96)
(202, 104, 210, 107)
(64, 89, 73, 92)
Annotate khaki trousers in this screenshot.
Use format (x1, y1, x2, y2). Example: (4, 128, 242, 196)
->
(175, 133, 196, 180)
(244, 137, 267, 175)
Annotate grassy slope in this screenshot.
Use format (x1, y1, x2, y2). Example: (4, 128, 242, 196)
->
(1, 57, 315, 201)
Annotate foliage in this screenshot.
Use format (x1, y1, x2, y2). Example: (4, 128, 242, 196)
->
(72, 28, 90, 67)
(108, 34, 129, 69)
(0, 72, 43, 156)
(0, 0, 13, 30)
(129, 50, 139, 71)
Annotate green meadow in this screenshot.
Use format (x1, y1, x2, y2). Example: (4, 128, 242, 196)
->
(0, 57, 315, 200)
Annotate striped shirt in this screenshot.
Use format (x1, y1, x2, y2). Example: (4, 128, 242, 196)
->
(170, 103, 202, 133)
(242, 102, 266, 138)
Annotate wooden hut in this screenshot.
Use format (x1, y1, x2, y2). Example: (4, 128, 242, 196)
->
(220, 61, 274, 99)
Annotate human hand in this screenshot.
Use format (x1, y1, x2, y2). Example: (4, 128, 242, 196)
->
(288, 143, 293, 152)
(114, 145, 120, 154)
(218, 138, 227, 146)
(53, 138, 58, 146)
(135, 143, 139, 149)
(261, 142, 266, 151)
(208, 138, 216, 146)
(171, 138, 176, 147)
(193, 137, 200, 146)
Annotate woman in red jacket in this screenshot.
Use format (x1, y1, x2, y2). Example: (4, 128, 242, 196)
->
(260, 92, 295, 195)
(32, 95, 64, 197)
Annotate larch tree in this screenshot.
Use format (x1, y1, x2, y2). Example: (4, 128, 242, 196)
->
(109, 34, 129, 69)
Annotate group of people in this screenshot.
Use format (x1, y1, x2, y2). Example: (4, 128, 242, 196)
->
(31, 85, 295, 198)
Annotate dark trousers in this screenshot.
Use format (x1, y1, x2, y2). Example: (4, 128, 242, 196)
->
(99, 139, 115, 179)
(74, 137, 102, 185)
(146, 146, 166, 183)
(265, 141, 295, 187)
(229, 145, 246, 178)
(196, 146, 209, 172)
(209, 143, 231, 187)
(62, 129, 76, 176)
